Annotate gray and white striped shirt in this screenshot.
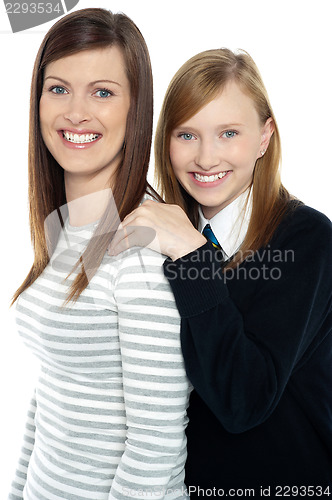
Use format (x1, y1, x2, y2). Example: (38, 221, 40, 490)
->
(8, 219, 191, 500)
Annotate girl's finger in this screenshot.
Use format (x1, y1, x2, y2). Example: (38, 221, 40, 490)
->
(108, 225, 157, 256)
(108, 226, 134, 255)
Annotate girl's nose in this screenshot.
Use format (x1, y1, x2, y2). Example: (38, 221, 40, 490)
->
(195, 140, 220, 171)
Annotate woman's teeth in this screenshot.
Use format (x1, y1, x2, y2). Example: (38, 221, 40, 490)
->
(194, 171, 228, 183)
(62, 131, 100, 144)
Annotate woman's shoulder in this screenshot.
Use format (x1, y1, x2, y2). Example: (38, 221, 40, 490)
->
(113, 246, 170, 287)
(143, 184, 163, 203)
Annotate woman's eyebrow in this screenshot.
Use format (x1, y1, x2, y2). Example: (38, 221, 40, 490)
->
(90, 79, 121, 87)
(43, 76, 70, 85)
(44, 76, 121, 87)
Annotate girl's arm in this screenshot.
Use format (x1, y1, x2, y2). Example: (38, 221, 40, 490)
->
(109, 247, 191, 499)
(163, 206, 332, 433)
(108, 200, 206, 261)
(8, 392, 36, 499)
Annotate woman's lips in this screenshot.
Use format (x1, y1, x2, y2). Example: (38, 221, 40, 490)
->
(57, 130, 102, 149)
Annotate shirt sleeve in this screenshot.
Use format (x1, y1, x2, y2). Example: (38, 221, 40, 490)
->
(109, 248, 191, 499)
(163, 206, 332, 434)
(8, 392, 36, 500)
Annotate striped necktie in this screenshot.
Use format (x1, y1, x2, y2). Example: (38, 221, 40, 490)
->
(202, 224, 222, 251)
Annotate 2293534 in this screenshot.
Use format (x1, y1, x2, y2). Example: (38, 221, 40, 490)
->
(275, 485, 331, 497)
(5, 3, 62, 14)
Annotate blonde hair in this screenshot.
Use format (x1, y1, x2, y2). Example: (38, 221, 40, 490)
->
(155, 48, 293, 267)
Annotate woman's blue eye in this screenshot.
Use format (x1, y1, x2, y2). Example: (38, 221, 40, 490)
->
(51, 86, 67, 94)
(223, 130, 237, 138)
(180, 133, 194, 141)
(95, 89, 112, 98)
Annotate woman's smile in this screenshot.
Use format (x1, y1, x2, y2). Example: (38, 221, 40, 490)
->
(39, 46, 131, 190)
(57, 129, 102, 149)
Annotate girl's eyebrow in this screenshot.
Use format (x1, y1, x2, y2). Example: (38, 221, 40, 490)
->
(44, 76, 121, 87)
(173, 123, 244, 133)
(176, 123, 243, 129)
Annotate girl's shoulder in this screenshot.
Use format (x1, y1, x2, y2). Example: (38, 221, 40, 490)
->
(280, 200, 331, 231)
(273, 200, 332, 252)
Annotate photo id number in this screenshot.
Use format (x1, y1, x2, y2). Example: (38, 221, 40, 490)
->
(275, 485, 331, 497)
(5, 3, 62, 14)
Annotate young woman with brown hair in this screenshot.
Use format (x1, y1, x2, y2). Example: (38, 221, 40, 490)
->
(110, 49, 332, 492)
(8, 8, 190, 499)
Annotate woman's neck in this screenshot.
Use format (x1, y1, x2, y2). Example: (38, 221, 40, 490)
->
(64, 170, 117, 226)
(65, 186, 114, 227)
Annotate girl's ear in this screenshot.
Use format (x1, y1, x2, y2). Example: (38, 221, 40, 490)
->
(258, 117, 274, 157)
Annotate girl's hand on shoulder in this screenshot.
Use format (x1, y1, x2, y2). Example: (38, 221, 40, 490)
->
(108, 200, 206, 261)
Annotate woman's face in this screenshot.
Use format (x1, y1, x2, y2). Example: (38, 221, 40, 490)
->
(39, 46, 131, 193)
(170, 81, 274, 219)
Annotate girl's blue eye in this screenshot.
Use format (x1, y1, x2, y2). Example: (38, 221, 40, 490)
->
(95, 89, 112, 98)
(51, 86, 67, 94)
(223, 130, 237, 139)
(180, 133, 194, 141)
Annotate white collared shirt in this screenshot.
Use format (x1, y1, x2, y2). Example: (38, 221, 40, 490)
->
(198, 188, 252, 259)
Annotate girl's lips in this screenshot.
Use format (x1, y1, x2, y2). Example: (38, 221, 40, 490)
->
(57, 130, 102, 149)
(190, 170, 232, 187)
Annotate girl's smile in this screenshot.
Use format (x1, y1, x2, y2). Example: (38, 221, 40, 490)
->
(191, 170, 232, 186)
(170, 80, 274, 219)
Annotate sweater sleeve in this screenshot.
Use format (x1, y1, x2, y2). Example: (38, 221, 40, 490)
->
(8, 392, 36, 500)
(163, 206, 332, 434)
(109, 248, 190, 499)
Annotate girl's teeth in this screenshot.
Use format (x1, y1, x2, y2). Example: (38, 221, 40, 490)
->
(63, 131, 100, 143)
(194, 172, 228, 183)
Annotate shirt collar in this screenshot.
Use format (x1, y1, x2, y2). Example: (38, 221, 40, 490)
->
(198, 188, 252, 259)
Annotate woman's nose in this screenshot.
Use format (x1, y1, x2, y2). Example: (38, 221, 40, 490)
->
(64, 96, 91, 125)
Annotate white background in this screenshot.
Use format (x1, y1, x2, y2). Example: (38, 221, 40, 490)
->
(0, 0, 331, 495)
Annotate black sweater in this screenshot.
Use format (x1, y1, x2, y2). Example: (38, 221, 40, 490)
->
(164, 204, 332, 492)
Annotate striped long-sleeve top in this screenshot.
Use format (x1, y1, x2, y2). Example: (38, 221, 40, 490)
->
(8, 218, 191, 500)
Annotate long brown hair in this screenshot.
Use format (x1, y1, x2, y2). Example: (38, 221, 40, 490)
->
(12, 8, 155, 304)
(155, 48, 293, 268)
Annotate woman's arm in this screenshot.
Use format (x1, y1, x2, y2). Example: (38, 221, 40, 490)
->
(109, 247, 191, 499)
(8, 392, 36, 499)
(163, 206, 332, 433)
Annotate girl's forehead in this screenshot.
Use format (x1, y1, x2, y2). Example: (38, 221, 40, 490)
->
(177, 82, 260, 128)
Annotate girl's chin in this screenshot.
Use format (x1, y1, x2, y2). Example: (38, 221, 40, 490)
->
(200, 194, 240, 218)
(201, 205, 225, 219)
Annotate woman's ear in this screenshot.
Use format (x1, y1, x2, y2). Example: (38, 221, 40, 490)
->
(258, 117, 274, 157)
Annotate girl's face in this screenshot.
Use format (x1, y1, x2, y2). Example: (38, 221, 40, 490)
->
(170, 81, 274, 219)
(39, 46, 131, 194)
